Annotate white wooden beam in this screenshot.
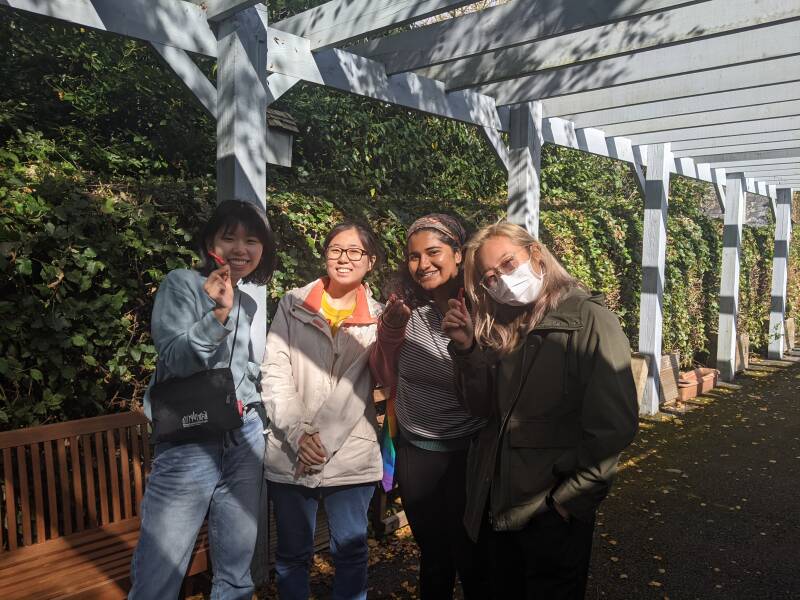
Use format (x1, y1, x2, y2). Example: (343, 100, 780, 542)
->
(272, 0, 475, 50)
(712, 168, 727, 212)
(725, 166, 800, 177)
(354, 0, 701, 74)
(671, 131, 800, 154)
(562, 82, 800, 127)
(716, 173, 747, 382)
(2, 0, 506, 131)
(599, 101, 800, 138)
(507, 102, 543, 238)
(480, 127, 510, 172)
(623, 117, 800, 146)
(541, 118, 715, 188)
(694, 148, 800, 164)
(677, 141, 800, 160)
(206, 0, 263, 23)
(750, 177, 800, 184)
(537, 57, 800, 117)
(215, 8, 270, 361)
(639, 143, 672, 415)
(419, 0, 800, 91)
(474, 21, 800, 105)
(266, 29, 509, 131)
(1, 0, 218, 55)
(608, 138, 646, 198)
(151, 42, 218, 118)
(700, 158, 800, 169)
(216, 9, 268, 205)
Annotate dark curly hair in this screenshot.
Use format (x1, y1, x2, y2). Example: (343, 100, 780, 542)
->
(386, 213, 468, 309)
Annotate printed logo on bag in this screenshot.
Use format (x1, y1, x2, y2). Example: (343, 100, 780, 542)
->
(182, 410, 209, 428)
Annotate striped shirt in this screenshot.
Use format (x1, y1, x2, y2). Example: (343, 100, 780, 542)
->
(395, 303, 486, 440)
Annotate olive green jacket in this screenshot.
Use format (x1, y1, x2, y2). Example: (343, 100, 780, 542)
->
(450, 289, 638, 540)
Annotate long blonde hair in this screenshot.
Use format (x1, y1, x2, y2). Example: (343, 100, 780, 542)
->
(463, 222, 582, 355)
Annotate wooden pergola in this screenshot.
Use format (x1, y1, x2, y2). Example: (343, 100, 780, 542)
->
(2, 0, 797, 415)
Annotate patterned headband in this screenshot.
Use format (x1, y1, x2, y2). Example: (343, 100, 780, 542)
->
(407, 214, 465, 246)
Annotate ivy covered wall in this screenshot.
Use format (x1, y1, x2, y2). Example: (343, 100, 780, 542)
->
(0, 12, 795, 429)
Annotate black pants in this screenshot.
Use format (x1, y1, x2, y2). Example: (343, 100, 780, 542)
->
(395, 443, 489, 600)
(489, 509, 595, 600)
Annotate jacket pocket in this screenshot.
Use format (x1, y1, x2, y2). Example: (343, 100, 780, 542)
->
(508, 416, 581, 448)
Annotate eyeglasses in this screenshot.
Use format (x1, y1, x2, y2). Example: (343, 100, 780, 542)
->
(479, 247, 531, 291)
(325, 247, 369, 261)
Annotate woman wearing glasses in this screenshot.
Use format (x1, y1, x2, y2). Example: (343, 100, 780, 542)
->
(370, 214, 489, 599)
(442, 222, 638, 599)
(261, 222, 383, 600)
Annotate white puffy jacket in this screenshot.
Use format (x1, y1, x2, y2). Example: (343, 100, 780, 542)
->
(261, 278, 382, 487)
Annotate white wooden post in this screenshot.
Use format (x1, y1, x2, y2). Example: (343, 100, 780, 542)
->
(768, 187, 793, 359)
(215, 10, 271, 585)
(216, 7, 270, 363)
(638, 143, 672, 415)
(507, 101, 543, 238)
(716, 172, 747, 381)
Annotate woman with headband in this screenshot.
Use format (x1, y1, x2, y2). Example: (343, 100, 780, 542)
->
(370, 214, 488, 599)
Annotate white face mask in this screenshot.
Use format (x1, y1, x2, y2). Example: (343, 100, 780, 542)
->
(486, 261, 544, 306)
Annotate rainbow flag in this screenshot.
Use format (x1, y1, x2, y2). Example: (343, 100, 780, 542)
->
(380, 394, 397, 492)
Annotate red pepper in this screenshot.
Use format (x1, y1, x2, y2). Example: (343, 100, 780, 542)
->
(208, 250, 226, 266)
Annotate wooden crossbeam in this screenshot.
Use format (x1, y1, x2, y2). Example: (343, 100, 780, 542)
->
(623, 116, 800, 146)
(537, 57, 800, 118)
(674, 141, 800, 160)
(474, 21, 800, 105)
(353, 0, 697, 74)
(671, 131, 800, 153)
(417, 0, 800, 91)
(272, 0, 476, 50)
(563, 82, 800, 127)
(1, 0, 506, 131)
(593, 100, 800, 138)
(205, 0, 263, 23)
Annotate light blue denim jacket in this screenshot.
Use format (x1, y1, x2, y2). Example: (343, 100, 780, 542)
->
(143, 269, 262, 419)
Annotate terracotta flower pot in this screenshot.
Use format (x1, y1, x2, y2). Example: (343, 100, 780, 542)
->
(677, 367, 719, 402)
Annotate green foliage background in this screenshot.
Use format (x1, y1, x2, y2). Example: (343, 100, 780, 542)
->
(0, 11, 796, 429)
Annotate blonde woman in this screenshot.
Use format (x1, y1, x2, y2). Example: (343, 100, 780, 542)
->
(441, 222, 638, 600)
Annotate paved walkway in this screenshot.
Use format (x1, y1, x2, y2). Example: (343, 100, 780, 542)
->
(257, 351, 800, 599)
(587, 351, 800, 600)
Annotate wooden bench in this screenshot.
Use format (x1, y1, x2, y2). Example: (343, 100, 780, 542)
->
(0, 412, 209, 599)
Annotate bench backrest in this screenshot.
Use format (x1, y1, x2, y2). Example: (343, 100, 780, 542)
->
(0, 412, 150, 552)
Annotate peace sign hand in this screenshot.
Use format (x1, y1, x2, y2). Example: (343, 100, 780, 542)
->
(442, 289, 474, 351)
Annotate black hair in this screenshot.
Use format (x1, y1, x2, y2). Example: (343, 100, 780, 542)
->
(390, 213, 468, 308)
(197, 200, 277, 285)
(322, 220, 384, 272)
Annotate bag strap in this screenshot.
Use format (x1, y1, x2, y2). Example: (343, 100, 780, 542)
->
(227, 293, 242, 369)
(155, 292, 242, 383)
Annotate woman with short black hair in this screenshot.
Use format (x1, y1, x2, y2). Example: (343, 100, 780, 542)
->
(130, 200, 276, 600)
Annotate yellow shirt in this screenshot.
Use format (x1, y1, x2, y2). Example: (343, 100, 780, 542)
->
(321, 291, 355, 335)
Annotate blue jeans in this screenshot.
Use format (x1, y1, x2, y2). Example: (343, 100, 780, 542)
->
(270, 482, 376, 600)
(129, 409, 266, 600)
